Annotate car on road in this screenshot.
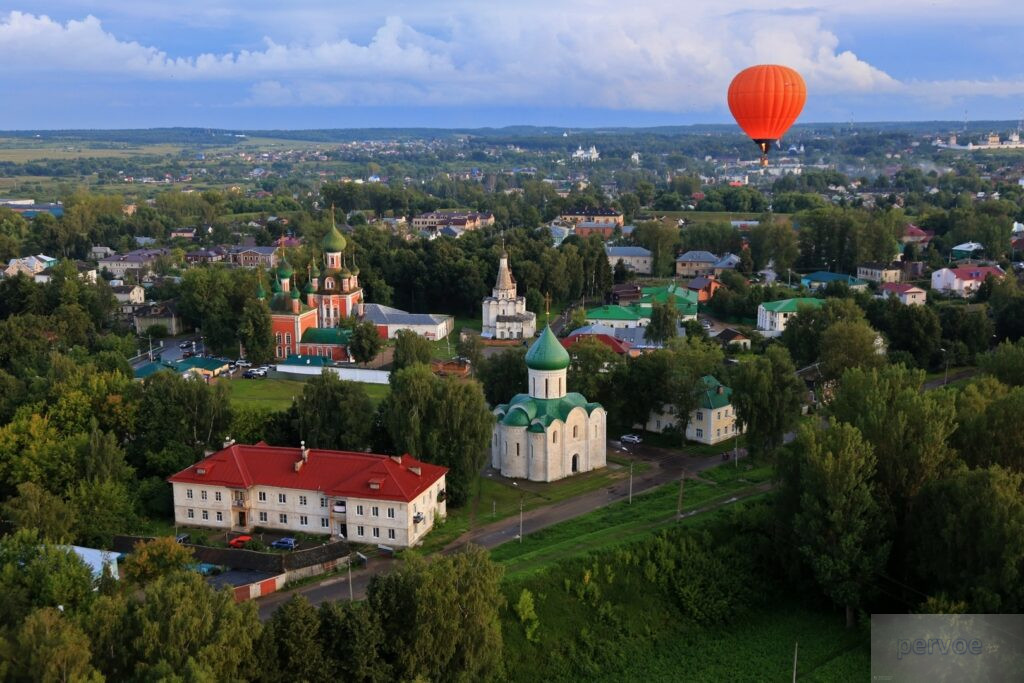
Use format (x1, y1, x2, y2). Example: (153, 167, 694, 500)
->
(175, 533, 190, 544)
(243, 369, 261, 379)
(235, 359, 252, 368)
(178, 340, 192, 349)
(620, 434, 642, 445)
(700, 319, 713, 330)
(228, 535, 253, 549)
(270, 537, 297, 550)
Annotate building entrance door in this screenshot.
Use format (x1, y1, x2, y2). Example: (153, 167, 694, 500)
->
(571, 454, 579, 473)
(238, 512, 246, 527)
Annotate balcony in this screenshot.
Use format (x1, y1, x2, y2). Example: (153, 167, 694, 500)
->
(231, 499, 249, 509)
(332, 505, 347, 514)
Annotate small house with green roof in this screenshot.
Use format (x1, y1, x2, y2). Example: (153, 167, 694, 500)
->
(585, 304, 648, 329)
(492, 326, 607, 482)
(756, 297, 825, 336)
(643, 375, 744, 445)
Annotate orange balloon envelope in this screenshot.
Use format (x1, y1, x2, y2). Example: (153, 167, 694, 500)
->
(728, 65, 806, 164)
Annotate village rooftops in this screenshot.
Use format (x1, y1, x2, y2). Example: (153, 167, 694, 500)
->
(759, 297, 825, 313)
(676, 250, 720, 263)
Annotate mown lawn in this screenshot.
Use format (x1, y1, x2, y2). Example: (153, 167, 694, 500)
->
(226, 377, 389, 411)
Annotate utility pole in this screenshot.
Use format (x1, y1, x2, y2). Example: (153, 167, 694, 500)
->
(348, 554, 354, 601)
(734, 431, 739, 468)
(792, 641, 799, 682)
(628, 462, 633, 504)
(519, 494, 524, 543)
(676, 472, 685, 517)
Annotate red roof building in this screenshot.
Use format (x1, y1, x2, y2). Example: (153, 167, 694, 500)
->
(168, 443, 447, 547)
(561, 333, 633, 355)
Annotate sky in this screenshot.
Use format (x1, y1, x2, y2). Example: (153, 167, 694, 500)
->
(1, 1, 1024, 129)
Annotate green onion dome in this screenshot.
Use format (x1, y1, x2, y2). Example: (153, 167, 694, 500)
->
(291, 286, 301, 300)
(323, 222, 347, 253)
(270, 277, 282, 294)
(525, 326, 570, 371)
(277, 257, 294, 280)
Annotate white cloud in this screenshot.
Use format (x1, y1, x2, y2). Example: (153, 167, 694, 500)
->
(0, 5, 1018, 114)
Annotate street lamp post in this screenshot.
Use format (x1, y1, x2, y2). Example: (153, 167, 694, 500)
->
(628, 462, 633, 504)
(939, 347, 949, 385)
(519, 494, 524, 543)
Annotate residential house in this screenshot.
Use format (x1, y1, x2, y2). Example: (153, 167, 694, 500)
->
(675, 250, 719, 278)
(575, 221, 618, 239)
(558, 208, 624, 227)
(643, 376, 744, 445)
(411, 211, 494, 233)
(712, 253, 742, 275)
(111, 284, 145, 313)
(168, 443, 447, 548)
(585, 304, 648, 329)
(878, 283, 927, 306)
(361, 303, 453, 340)
(605, 246, 653, 275)
(134, 301, 186, 336)
(90, 245, 115, 260)
(185, 247, 227, 265)
(800, 271, 869, 291)
(931, 266, 1004, 298)
(857, 262, 902, 284)
(632, 283, 699, 320)
(951, 242, 985, 260)
(561, 326, 634, 356)
(4, 254, 57, 278)
(687, 275, 723, 303)
(170, 228, 197, 240)
(229, 245, 278, 269)
(756, 297, 825, 335)
(715, 328, 751, 350)
(98, 248, 168, 279)
(609, 283, 643, 305)
(901, 224, 934, 248)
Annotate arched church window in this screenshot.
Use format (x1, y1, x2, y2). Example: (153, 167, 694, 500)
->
(545, 379, 549, 396)
(325, 278, 334, 290)
(552, 430, 558, 444)
(573, 425, 578, 439)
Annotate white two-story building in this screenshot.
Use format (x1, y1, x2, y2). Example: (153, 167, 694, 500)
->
(168, 442, 447, 548)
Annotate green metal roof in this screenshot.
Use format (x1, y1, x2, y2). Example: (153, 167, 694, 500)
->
(175, 357, 231, 373)
(277, 257, 294, 279)
(525, 326, 570, 370)
(585, 304, 643, 321)
(639, 283, 699, 305)
(495, 392, 602, 429)
(281, 354, 334, 367)
(300, 327, 352, 345)
(697, 375, 733, 410)
(759, 297, 825, 313)
(323, 222, 347, 253)
(133, 361, 171, 380)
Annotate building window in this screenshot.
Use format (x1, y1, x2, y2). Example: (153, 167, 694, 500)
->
(388, 529, 396, 540)
(553, 430, 558, 444)
(357, 525, 364, 536)
(716, 411, 721, 420)
(321, 518, 329, 528)
(279, 514, 288, 524)
(259, 512, 268, 522)
(372, 528, 380, 538)
(696, 412, 703, 421)
(372, 506, 379, 517)
(201, 510, 208, 520)
(186, 489, 193, 499)
(320, 497, 328, 508)
(545, 378, 549, 396)
(216, 511, 223, 521)
(356, 504, 364, 516)
(278, 493, 286, 504)
(187, 509, 194, 519)
(388, 507, 395, 519)
(300, 515, 308, 526)
(214, 491, 221, 502)
(696, 429, 703, 438)
(285, 333, 291, 346)
(258, 491, 267, 502)
(516, 443, 520, 456)
(200, 490, 208, 501)
(299, 495, 307, 506)
(573, 425, 578, 439)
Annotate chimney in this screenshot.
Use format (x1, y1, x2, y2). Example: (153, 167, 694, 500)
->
(390, 454, 403, 464)
(301, 440, 309, 462)
(408, 466, 422, 476)
(223, 437, 235, 449)
(717, 385, 724, 395)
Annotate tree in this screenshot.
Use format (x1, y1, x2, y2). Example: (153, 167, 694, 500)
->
(819, 319, 883, 380)
(257, 596, 325, 682)
(120, 537, 194, 585)
(828, 365, 957, 523)
(781, 297, 865, 368)
(456, 332, 484, 371)
(645, 301, 678, 343)
(319, 601, 390, 682)
(368, 547, 504, 682)
(350, 321, 383, 365)
(886, 303, 941, 369)
(1, 482, 76, 542)
(295, 371, 374, 450)
(788, 421, 890, 627)
(730, 345, 804, 459)
(909, 466, 1024, 612)
(392, 329, 433, 371)
(68, 478, 135, 547)
(979, 339, 1024, 386)
(633, 221, 680, 276)
(566, 336, 621, 406)
(0, 530, 95, 629)
(238, 298, 274, 364)
(5, 607, 101, 682)
(477, 348, 527, 406)
(666, 337, 724, 444)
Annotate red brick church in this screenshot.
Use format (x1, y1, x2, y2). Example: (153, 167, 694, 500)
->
(261, 217, 363, 361)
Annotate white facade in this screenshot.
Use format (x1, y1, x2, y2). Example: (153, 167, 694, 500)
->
(481, 251, 537, 339)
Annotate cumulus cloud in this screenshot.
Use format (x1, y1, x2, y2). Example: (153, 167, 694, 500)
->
(0, 5, 1016, 113)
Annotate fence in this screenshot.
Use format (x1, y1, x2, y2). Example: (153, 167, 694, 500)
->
(273, 364, 390, 384)
(113, 535, 352, 575)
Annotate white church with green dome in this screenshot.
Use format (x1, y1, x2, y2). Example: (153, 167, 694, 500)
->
(492, 327, 607, 482)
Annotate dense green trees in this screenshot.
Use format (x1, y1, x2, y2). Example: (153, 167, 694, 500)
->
(349, 320, 384, 364)
(392, 328, 434, 371)
(294, 371, 374, 451)
(730, 345, 804, 459)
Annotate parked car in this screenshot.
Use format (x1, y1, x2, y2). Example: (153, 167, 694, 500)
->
(620, 434, 642, 445)
(271, 537, 297, 550)
(228, 535, 253, 549)
(243, 369, 259, 379)
(700, 319, 713, 330)
(236, 359, 252, 368)
(178, 340, 192, 349)
(175, 533, 190, 544)
(182, 350, 195, 359)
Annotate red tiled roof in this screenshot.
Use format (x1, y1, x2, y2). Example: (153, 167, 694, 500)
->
(951, 266, 1004, 281)
(561, 333, 632, 355)
(167, 444, 446, 502)
(879, 283, 923, 294)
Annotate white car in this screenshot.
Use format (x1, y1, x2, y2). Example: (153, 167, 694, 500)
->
(620, 434, 642, 445)
(235, 360, 252, 368)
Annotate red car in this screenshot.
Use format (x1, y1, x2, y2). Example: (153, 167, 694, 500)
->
(228, 535, 253, 549)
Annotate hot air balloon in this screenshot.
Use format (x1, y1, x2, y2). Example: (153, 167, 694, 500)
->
(727, 65, 806, 166)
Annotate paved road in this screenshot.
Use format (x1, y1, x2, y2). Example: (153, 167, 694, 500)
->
(255, 440, 746, 618)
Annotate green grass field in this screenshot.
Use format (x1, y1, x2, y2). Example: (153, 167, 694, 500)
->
(0, 139, 184, 162)
(491, 461, 773, 578)
(226, 377, 390, 411)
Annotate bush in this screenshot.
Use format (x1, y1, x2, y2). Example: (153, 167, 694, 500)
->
(144, 324, 169, 338)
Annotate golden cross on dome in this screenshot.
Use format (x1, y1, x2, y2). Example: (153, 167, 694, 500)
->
(544, 291, 551, 325)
